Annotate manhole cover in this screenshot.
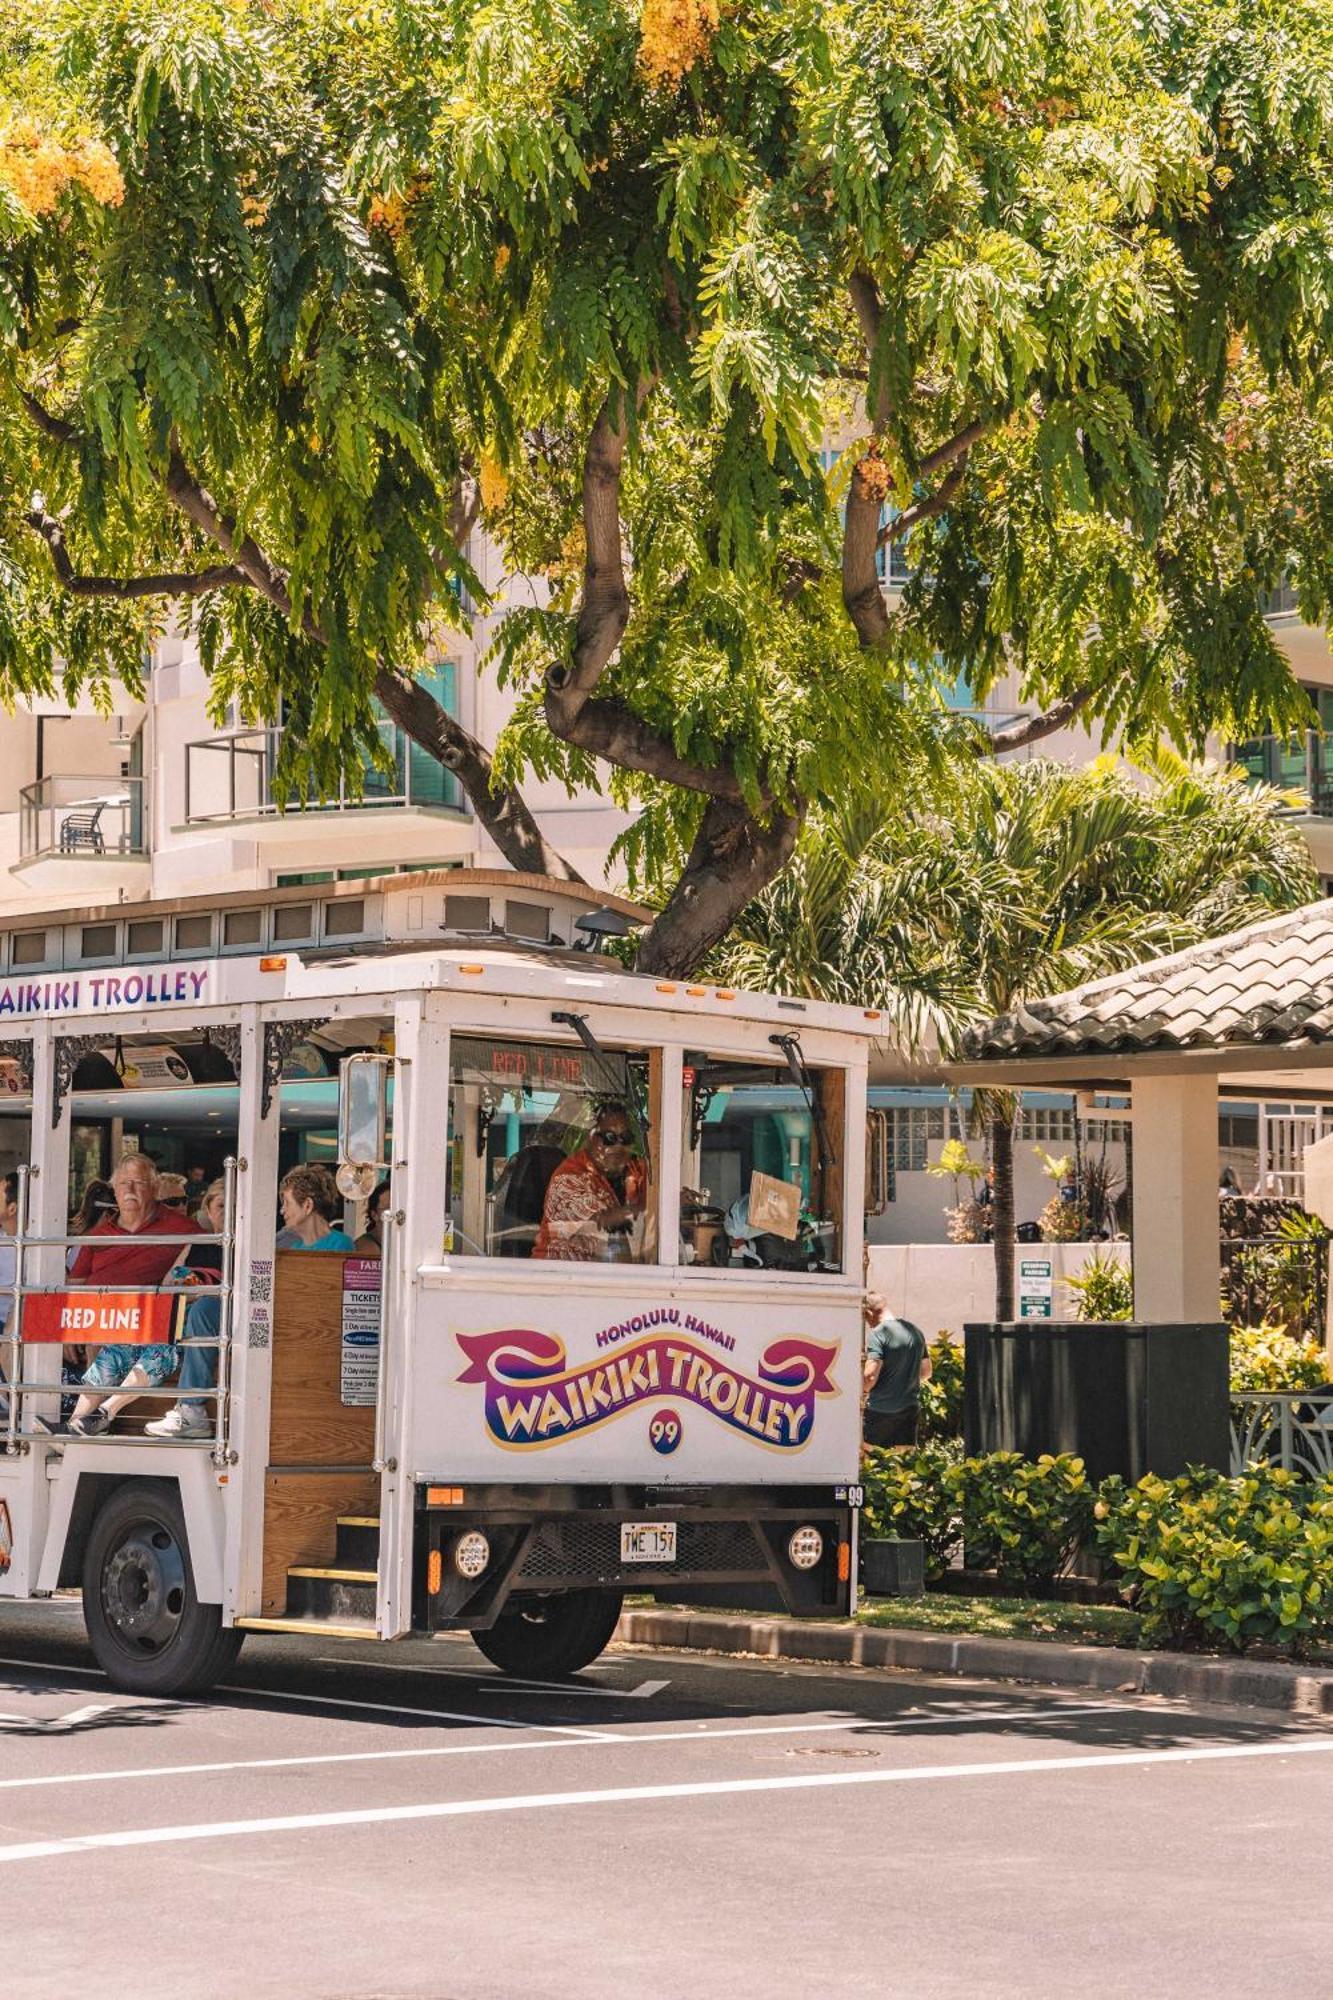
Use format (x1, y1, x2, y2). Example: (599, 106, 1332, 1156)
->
(787, 1745, 879, 1759)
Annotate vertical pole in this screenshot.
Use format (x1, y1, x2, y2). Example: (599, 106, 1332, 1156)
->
(224, 1006, 274, 1620)
(212, 1154, 238, 1466)
(1130, 1074, 1220, 1323)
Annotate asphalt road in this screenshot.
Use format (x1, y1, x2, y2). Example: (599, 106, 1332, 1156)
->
(0, 1600, 1330, 2000)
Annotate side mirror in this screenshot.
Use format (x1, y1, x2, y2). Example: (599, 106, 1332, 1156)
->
(338, 1053, 391, 1170)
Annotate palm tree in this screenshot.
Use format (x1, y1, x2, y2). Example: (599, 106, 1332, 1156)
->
(715, 754, 1316, 1318)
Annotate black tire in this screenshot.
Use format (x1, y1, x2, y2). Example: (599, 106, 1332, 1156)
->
(472, 1588, 624, 1679)
(82, 1478, 244, 1695)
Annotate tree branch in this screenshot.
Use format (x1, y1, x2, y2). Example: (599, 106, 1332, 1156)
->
(876, 462, 968, 551)
(984, 685, 1095, 753)
(843, 271, 893, 649)
(544, 393, 637, 733)
(19, 388, 79, 447)
(25, 508, 248, 600)
(561, 694, 759, 804)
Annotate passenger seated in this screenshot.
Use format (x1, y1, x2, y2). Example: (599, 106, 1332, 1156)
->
(55, 1155, 200, 1438)
(276, 1165, 355, 1251)
(532, 1100, 646, 1262)
(146, 1177, 226, 1441)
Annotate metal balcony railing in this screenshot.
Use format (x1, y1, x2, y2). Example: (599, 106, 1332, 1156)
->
(184, 720, 463, 825)
(1232, 732, 1333, 815)
(19, 774, 147, 862)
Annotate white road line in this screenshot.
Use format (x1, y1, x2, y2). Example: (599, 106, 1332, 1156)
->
(313, 1657, 672, 1699)
(2, 1735, 1332, 1866)
(0, 1703, 1141, 1794)
(214, 1681, 619, 1742)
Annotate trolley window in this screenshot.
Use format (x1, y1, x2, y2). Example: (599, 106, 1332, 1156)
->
(447, 1034, 657, 1262)
(680, 1051, 845, 1274)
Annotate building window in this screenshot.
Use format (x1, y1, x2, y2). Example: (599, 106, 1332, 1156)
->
(443, 895, 491, 935)
(889, 1106, 946, 1172)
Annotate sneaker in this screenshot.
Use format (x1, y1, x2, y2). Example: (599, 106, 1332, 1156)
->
(145, 1406, 210, 1439)
(69, 1408, 112, 1439)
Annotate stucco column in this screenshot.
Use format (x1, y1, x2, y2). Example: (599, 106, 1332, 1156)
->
(1130, 1074, 1219, 1323)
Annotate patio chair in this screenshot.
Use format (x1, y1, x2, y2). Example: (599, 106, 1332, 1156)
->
(58, 802, 107, 854)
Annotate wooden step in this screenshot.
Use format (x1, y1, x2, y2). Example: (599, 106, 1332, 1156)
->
(236, 1615, 378, 1639)
(288, 1566, 377, 1584)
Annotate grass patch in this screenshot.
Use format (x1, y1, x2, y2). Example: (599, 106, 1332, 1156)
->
(858, 1591, 1143, 1648)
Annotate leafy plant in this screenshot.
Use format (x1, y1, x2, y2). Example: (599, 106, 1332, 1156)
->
(1064, 1250, 1134, 1321)
(927, 1139, 987, 1203)
(1094, 1467, 1333, 1653)
(1229, 1325, 1328, 1396)
(958, 1452, 1093, 1589)
(860, 1445, 962, 1580)
(918, 1333, 965, 1442)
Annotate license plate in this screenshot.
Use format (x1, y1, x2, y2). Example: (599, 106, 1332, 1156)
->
(620, 1521, 677, 1564)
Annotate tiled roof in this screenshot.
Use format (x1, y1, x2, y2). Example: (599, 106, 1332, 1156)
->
(961, 900, 1333, 1061)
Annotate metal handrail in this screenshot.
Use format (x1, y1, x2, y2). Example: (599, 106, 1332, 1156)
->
(1, 1160, 238, 1456)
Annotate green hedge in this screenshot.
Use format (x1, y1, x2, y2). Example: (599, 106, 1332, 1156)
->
(1094, 1466, 1333, 1652)
(860, 1446, 1333, 1655)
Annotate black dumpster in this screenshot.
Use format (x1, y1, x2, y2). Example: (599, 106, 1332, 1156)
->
(963, 1321, 1229, 1484)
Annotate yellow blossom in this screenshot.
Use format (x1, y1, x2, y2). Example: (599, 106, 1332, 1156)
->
(478, 454, 510, 513)
(493, 242, 511, 275)
(638, 0, 720, 88)
(0, 122, 124, 216)
(368, 192, 407, 239)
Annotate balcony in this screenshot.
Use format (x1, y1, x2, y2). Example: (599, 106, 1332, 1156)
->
(14, 774, 150, 895)
(184, 721, 466, 829)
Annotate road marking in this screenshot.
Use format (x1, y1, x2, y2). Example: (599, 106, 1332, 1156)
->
(215, 1681, 619, 1742)
(0, 1703, 121, 1735)
(2, 1734, 1332, 1866)
(0, 1703, 1140, 1794)
(314, 1657, 672, 1700)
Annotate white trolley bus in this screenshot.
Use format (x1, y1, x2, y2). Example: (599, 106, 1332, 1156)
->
(0, 870, 874, 1692)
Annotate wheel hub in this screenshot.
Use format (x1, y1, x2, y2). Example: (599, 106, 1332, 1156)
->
(102, 1523, 186, 1654)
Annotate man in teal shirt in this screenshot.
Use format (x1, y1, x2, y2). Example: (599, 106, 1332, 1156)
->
(862, 1291, 931, 1449)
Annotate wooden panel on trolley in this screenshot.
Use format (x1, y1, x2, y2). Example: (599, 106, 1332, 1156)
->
(267, 1250, 376, 1467)
(261, 1251, 379, 1615)
(260, 1470, 379, 1616)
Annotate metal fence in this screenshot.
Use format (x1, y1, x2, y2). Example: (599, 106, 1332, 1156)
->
(1231, 1391, 1333, 1476)
(1219, 1226, 1329, 1345)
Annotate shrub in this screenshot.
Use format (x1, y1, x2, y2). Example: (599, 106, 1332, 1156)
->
(1064, 1249, 1133, 1321)
(1094, 1466, 1333, 1653)
(959, 1451, 1093, 1588)
(1229, 1324, 1328, 1396)
(919, 1333, 964, 1441)
(860, 1445, 962, 1579)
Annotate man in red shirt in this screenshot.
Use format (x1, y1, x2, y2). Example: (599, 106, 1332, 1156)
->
(58, 1155, 200, 1437)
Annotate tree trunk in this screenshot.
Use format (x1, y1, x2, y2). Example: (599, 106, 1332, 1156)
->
(991, 1110, 1017, 1321)
(635, 798, 803, 978)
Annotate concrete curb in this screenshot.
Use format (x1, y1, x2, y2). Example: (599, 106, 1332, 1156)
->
(614, 1607, 1333, 1718)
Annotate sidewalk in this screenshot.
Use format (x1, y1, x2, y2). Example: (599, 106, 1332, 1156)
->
(615, 1606, 1333, 1718)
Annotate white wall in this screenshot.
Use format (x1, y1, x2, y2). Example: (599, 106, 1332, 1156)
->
(867, 1241, 1131, 1339)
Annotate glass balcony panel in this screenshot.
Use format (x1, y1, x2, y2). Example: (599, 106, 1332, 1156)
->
(18, 775, 147, 861)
